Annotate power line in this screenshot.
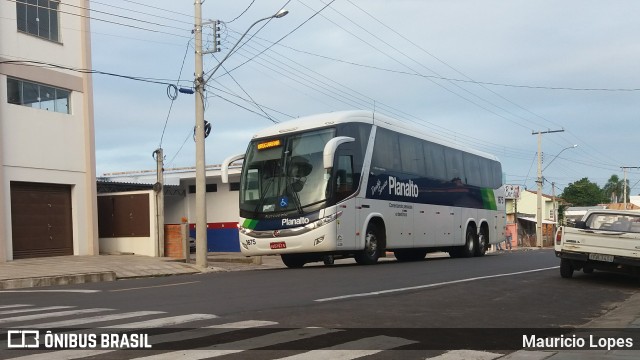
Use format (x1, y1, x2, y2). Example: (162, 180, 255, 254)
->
(209, 54, 277, 123)
(89, 0, 193, 26)
(218, 0, 335, 77)
(226, 0, 256, 23)
(6, 0, 191, 39)
(119, 0, 193, 19)
(159, 38, 193, 148)
(0, 60, 179, 87)
(62, 1, 191, 32)
(216, 31, 537, 160)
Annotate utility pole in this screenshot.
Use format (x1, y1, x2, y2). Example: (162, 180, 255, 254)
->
(551, 181, 557, 229)
(621, 166, 640, 210)
(194, 0, 207, 268)
(154, 148, 164, 257)
(533, 129, 564, 247)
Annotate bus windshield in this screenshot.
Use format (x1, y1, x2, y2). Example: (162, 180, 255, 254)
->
(240, 128, 336, 215)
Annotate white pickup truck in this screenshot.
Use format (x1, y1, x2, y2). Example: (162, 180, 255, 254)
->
(554, 209, 640, 278)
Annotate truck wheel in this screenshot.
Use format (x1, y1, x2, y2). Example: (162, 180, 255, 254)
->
(355, 222, 382, 265)
(281, 254, 306, 268)
(560, 258, 574, 278)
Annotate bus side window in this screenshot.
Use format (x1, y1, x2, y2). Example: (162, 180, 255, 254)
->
(335, 155, 354, 202)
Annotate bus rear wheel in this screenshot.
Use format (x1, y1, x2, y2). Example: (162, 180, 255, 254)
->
(355, 222, 382, 265)
(281, 254, 306, 268)
(450, 226, 476, 258)
(475, 227, 488, 257)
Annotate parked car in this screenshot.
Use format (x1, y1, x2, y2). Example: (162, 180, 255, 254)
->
(554, 209, 640, 278)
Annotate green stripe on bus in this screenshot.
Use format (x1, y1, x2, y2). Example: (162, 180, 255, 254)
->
(243, 219, 258, 229)
(482, 189, 497, 210)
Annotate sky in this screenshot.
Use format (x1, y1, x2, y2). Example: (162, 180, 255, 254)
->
(89, 0, 640, 196)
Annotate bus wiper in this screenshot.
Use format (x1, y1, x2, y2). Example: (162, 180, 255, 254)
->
(287, 179, 304, 214)
(254, 177, 275, 214)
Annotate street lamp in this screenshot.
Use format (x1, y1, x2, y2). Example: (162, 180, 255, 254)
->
(204, 9, 289, 84)
(535, 143, 577, 248)
(542, 144, 578, 172)
(193, 4, 289, 268)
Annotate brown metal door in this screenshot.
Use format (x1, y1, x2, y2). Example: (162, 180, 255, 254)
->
(10, 182, 73, 259)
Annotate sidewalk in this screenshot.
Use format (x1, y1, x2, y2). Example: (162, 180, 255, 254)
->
(0, 252, 265, 290)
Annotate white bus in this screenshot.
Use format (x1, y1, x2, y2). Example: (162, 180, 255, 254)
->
(222, 110, 506, 268)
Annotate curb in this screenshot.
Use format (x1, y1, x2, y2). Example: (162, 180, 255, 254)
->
(206, 256, 262, 265)
(0, 271, 117, 290)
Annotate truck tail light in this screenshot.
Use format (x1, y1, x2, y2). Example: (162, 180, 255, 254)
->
(555, 227, 563, 245)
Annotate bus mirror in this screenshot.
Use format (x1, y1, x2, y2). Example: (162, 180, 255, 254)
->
(323, 136, 355, 169)
(221, 153, 245, 183)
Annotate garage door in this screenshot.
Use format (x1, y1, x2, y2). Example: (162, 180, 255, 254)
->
(10, 182, 73, 259)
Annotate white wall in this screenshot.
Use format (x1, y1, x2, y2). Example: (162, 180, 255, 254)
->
(184, 176, 241, 225)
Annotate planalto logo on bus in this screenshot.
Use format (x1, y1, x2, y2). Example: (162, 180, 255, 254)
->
(282, 217, 310, 226)
(388, 176, 419, 198)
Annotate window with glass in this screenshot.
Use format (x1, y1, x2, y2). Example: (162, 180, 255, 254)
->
(239, 128, 336, 215)
(444, 147, 465, 182)
(371, 128, 401, 172)
(399, 134, 425, 175)
(335, 155, 354, 202)
(7, 77, 70, 114)
(16, 0, 60, 42)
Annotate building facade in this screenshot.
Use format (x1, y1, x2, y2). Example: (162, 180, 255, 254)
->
(0, 0, 98, 261)
(505, 188, 558, 247)
(101, 165, 243, 253)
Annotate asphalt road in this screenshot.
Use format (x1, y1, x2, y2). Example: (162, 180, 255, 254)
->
(1, 249, 638, 359)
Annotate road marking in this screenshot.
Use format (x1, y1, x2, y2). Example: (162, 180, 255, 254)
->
(0, 306, 73, 315)
(0, 304, 31, 309)
(0, 308, 112, 324)
(17, 311, 166, 328)
(0, 290, 100, 293)
(108, 281, 201, 292)
(4, 314, 221, 360)
(3, 350, 113, 360)
(130, 327, 341, 360)
(315, 266, 560, 302)
(427, 349, 503, 359)
(274, 335, 417, 360)
(133, 320, 279, 347)
(100, 313, 218, 329)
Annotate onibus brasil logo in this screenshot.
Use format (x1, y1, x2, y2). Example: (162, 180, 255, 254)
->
(6, 330, 152, 349)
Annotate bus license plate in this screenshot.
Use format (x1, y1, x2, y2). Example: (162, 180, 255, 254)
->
(589, 253, 614, 262)
(270, 241, 287, 250)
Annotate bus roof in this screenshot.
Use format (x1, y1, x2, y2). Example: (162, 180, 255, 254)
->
(250, 110, 500, 162)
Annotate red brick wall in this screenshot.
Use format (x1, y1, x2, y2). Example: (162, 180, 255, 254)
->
(164, 225, 184, 259)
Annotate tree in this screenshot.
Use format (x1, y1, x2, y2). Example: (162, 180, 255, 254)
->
(602, 174, 629, 203)
(561, 177, 605, 206)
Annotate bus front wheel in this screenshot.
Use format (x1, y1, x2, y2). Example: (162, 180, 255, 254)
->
(281, 254, 306, 268)
(355, 222, 382, 265)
